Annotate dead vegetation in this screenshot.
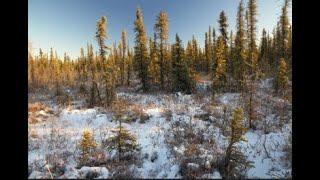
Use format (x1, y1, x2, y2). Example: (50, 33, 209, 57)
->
(28, 102, 55, 124)
(165, 117, 223, 178)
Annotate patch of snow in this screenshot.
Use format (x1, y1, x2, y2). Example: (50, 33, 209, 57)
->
(238, 130, 291, 178)
(218, 93, 241, 108)
(173, 145, 185, 155)
(29, 171, 45, 179)
(212, 171, 222, 179)
(79, 166, 109, 179)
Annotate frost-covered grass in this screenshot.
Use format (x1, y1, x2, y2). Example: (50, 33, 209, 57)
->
(28, 78, 291, 179)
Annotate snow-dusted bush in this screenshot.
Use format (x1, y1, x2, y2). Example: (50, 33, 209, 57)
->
(47, 125, 69, 150)
(179, 143, 202, 178)
(78, 166, 109, 179)
(44, 152, 68, 178)
(28, 130, 41, 151)
(165, 117, 221, 178)
(110, 163, 136, 178)
(194, 113, 211, 122)
(28, 135, 40, 151)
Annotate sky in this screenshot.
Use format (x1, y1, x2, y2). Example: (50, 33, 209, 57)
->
(29, 0, 291, 59)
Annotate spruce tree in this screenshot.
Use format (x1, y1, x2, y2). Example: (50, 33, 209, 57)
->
(50, 47, 54, 66)
(275, 58, 288, 95)
(28, 51, 36, 90)
(235, 0, 246, 89)
(224, 107, 253, 179)
(228, 30, 236, 88)
(148, 33, 160, 86)
(191, 36, 199, 72)
(212, 37, 227, 100)
(218, 11, 229, 47)
(78, 129, 97, 166)
(104, 103, 139, 161)
(114, 42, 122, 86)
(259, 29, 269, 73)
(288, 25, 292, 64)
(185, 40, 197, 81)
(287, 25, 292, 72)
(49, 47, 55, 87)
(154, 11, 169, 88)
(218, 11, 229, 82)
(243, 0, 259, 129)
(279, 0, 290, 61)
(186, 41, 193, 68)
(211, 28, 217, 77)
(212, 27, 216, 53)
(247, 0, 258, 75)
(204, 32, 210, 72)
(96, 16, 115, 107)
(134, 7, 150, 92)
(275, 58, 289, 126)
(126, 47, 133, 86)
(88, 43, 102, 107)
(208, 26, 214, 73)
(79, 47, 87, 93)
(171, 34, 194, 94)
(120, 30, 127, 85)
(49, 48, 61, 96)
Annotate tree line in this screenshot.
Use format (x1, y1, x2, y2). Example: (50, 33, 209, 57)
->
(28, 0, 291, 108)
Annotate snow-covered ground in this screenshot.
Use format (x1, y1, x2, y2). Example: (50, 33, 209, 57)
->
(28, 78, 291, 178)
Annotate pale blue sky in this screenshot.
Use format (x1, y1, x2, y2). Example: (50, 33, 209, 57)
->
(28, 0, 291, 59)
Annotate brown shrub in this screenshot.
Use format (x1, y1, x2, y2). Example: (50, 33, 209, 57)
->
(28, 116, 41, 124)
(56, 93, 71, 106)
(194, 92, 206, 104)
(130, 105, 149, 123)
(162, 108, 173, 121)
(28, 102, 54, 123)
(179, 143, 202, 178)
(30, 130, 39, 139)
(28, 102, 47, 113)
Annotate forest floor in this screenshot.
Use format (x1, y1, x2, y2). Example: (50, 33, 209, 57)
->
(28, 78, 292, 179)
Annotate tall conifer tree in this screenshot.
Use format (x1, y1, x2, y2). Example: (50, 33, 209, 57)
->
(154, 11, 169, 88)
(134, 7, 150, 92)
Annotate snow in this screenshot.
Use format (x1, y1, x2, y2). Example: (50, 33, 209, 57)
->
(212, 171, 222, 179)
(28, 78, 291, 178)
(218, 93, 241, 108)
(29, 171, 45, 179)
(29, 103, 179, 178)
(173, 145, 185, 155)
(79, 166, 109, 178)
(131, 107, 179, 178)
(237, 130, 291, 178)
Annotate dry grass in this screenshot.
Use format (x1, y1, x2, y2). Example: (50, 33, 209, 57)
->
(28, 102, 54, 124)
(30, 130, 39, 139)
(128, 104, 149, 123)
(28, 102, 48, 113)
